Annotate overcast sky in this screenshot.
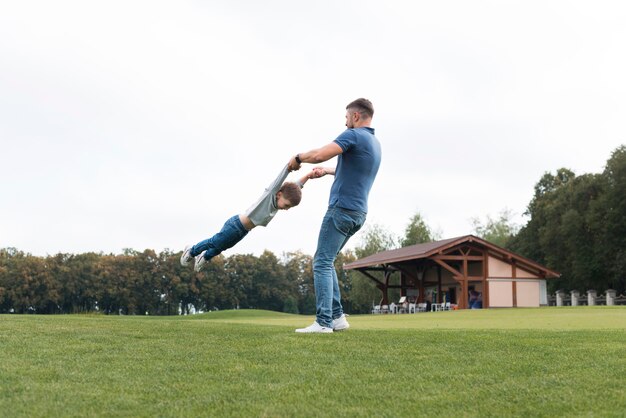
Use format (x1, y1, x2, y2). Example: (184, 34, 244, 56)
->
(1, 1, 625, 258)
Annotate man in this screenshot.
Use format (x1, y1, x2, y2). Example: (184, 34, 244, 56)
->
(289, 98, 382, 333)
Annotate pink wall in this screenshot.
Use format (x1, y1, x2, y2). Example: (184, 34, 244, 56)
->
(488, 257, 512, 277)
(488, 280, 513, 307)
(516, 281, 540, 307)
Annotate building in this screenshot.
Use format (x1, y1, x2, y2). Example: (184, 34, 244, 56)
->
(343, 235, 560, 309)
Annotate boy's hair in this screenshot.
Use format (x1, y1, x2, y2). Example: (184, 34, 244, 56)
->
(346, 98, 374, 119)
(279, 182, 302, 206)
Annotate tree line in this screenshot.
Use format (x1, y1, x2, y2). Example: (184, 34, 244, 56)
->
(508, 145, 626, 294)
(0, 212, 434, 315)
(1, 146, 624, 314)
(0, 248, 333, 315)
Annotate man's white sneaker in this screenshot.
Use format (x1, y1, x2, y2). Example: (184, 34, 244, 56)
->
(180, 245, 193, 266)
(332, 314, 350, 331)
(295, 322, 333, 333)
(194, 251, 207, 272)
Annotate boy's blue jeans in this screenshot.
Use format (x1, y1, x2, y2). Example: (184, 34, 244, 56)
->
(313, 206, 366, 328)
(191, 215, 249, 260)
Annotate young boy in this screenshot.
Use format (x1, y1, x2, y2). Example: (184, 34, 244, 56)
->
(180, 163, 318, 272)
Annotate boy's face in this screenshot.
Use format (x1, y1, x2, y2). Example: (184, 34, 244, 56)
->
(276, 192, 294, 210)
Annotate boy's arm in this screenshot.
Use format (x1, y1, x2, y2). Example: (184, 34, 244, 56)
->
(295, 168, 332, 188)
(295, 170, 314, 188)
(296, 174, 309, 188)
(265, 165, 291, 194)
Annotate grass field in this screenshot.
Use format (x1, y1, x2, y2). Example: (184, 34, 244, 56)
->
(1, 307, 625, 417)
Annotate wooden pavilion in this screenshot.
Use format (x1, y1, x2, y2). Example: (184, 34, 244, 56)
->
(343, 235, 560, 309)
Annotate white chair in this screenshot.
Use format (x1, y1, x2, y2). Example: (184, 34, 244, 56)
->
(381, 304, 390, 314)
(389, 302, 397, 314)
(442, 302, 451, 311)
(417, 303, 427, 312)
(408, 303, 417, 313)
(371, 305, 381, 314)
(397, 296, 407, 313)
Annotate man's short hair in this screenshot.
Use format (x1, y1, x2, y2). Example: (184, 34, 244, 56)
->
(279, 182, 302, 206)
(346, 98, 374, 119)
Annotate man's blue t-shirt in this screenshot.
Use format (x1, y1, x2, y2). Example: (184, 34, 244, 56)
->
(329, 127, 381, 213)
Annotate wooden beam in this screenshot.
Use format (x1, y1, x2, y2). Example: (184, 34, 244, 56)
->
(394, 264, 418, 281)
(382, 269, 391, 305)
(483, 251, 490, 309)
(460, 278, 468, 309)
(433, 259, 463, 277)
(432, 255, 484, 261)
(512, 260, 517, 307)
(462, 257, 469, 308)
(356, 269, 384, 287)
(356, 266, 401, 272)
(437, 265, 442, 303)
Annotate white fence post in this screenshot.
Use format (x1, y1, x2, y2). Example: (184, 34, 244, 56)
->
(587, 289, 597, 306)
(606, 289, 616, 306)
(556, 290, 566, 306)
(571, 290, 580, 307)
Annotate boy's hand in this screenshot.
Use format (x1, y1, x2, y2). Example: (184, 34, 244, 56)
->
(311, 167, 326, 178)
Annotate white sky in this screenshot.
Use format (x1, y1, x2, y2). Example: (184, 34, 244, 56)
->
(1, 1, 625, 257)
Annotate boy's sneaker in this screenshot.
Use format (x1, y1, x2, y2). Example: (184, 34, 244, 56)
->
(332, 314, 350, 331)
(295, 322, 333, 333)
(194, 251, 207, 272)
(180, 245, 193, 266)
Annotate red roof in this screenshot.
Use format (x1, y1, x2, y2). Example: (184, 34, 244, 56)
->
(343, 235, 560, 278)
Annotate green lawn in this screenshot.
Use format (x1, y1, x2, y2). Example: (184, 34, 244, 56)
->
(1, 307, 625, 417)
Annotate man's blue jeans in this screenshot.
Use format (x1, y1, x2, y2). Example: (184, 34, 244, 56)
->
(191, 215, 249, 260)
(313, 206, 366, 327)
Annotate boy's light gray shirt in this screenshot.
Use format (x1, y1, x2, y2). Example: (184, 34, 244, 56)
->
(245, 165, 290, 227)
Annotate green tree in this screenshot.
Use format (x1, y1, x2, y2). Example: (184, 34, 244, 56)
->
(335, 250, 357, 313)
(56, 252, 102, 313)
(348, 223, 397, 313)
(197, 254, 228, 311)
(471, 208, 520, 248)
(283, 296, 299, 314)
(595, 145, 626, 292)
(508, 152, 626, 294)
(400, 211, 437, 246)
(223, 254, 257, 309)
(282, 251, 314, 315)
(249, 250, 295, 312)
(354, 223, 397, 259)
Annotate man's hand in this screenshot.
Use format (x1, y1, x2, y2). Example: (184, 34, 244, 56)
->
(288, 156, 301, 172)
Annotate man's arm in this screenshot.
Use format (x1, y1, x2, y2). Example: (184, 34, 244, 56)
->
(288, 142, 343, 171)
